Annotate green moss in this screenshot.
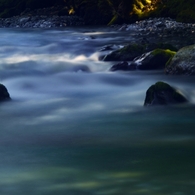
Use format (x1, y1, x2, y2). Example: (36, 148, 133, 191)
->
(150, 49, 176, 68)
(119, 44, 145, 54)
(151, 49, 175, 56)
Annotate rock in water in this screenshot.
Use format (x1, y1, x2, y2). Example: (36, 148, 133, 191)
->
(103, 44, 146, 61)
(165, 44, 195, 75)
(144, 81, 188, 106)
(109, 61, 136, 71)
(0, 84, 11, 102)
(135, 49, 176, 70)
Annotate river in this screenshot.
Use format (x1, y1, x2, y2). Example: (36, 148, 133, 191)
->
(0, 27, 195, 195)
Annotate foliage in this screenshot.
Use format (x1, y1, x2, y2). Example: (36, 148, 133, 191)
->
(0, 0, 64, 18)
(0, 0, 195, 24)
(155, 0, 195, 22)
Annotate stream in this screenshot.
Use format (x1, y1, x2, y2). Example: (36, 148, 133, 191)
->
(0, 26, 195, 195)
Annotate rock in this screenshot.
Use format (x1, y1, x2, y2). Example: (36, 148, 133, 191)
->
(0, 84, 11, 102)
(134, 49, 176, 70)
(102, 41, 178, 62)
(99, 44, 123, 52)
(103, 44, 146, 61)
(144, 81, 188, 106)
(19, 17, 30, 24)
(124, 18, 195, 36)
(108, 48, 176, 71)
(0, 14, 84, 28)
(165, 44, 195, 75)
(109, 61, 136, 71)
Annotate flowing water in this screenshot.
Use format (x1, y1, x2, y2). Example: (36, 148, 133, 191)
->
(0, 27, 195, 195)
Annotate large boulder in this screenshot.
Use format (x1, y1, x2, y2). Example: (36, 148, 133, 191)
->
(165, 44, 195, 75)
(135, 49, 176, 70)
(103, 42, 177, 62)
(144, 81, 188, 106)
(109, 49, 175, 71)
(0, 84, 11, 102)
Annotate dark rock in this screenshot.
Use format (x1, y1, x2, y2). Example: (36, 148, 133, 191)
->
(99, 44, 122, 52)
(144, 81, 188, 106)
(134, 49, 176, 70)
(0, 84, 11, 102)
(125, 18, 195, 36)
(165, 44, 195, 75)
(102, 41, 178, 62)
(103, 44, 146, 61)
(0, 9, 84, 28)
(110, 61, 136, 71)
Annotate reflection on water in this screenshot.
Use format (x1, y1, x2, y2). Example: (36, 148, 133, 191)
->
(0, 28, 194, 194)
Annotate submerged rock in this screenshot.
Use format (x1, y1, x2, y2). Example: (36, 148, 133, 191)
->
(0, 84, 11, 102)
(144, 81, 188, 106)
(165, 44, 195, 75)
(135, 49, 176, 70)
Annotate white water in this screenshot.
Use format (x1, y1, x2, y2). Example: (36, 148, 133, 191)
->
(0, 27, 195, 195)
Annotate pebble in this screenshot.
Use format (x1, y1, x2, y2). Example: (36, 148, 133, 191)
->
(0, 15, 84, 28)
(118, 17, 195, 36)
(0, 6, 84, 28)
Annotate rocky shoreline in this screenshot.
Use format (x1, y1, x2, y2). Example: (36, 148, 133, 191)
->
(98, 17, 195, 77)
(0, 8, 195, 31)
(0, 14, 194, 106)
(117, 17, 195, 35)
(113, 18, 195, 47)
(0, 15, 84, 28)
(0, 6, 84, 28)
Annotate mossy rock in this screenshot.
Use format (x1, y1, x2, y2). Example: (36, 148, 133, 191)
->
(103, 44, 146, 61)
(0, 83, 11, 102)
(103, 42, 178, 62)
(135, 49, 176, 70)
(144, 81, 188, 106)
(165, 44, 195, 75)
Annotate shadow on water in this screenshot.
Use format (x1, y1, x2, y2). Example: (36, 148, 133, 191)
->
(0, 102, 195, 194)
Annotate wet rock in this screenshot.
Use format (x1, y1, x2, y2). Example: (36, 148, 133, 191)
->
(144, 81, 188, 106)
(110, 61, 136, 71)
(99, 44, 123, 52)
(0, 84, 11, 102)
(134, 49, 176, 70)
(103, 44, 146, 61)
(102, 41, 178, 62)
(165, 44, 195, 75)
(19, 17, 30, 24)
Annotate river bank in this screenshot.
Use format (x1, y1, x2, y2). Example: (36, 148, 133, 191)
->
(0, 18, 194, 194)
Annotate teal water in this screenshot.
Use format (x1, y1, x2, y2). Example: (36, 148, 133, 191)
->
(0, 28, 194, 194)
